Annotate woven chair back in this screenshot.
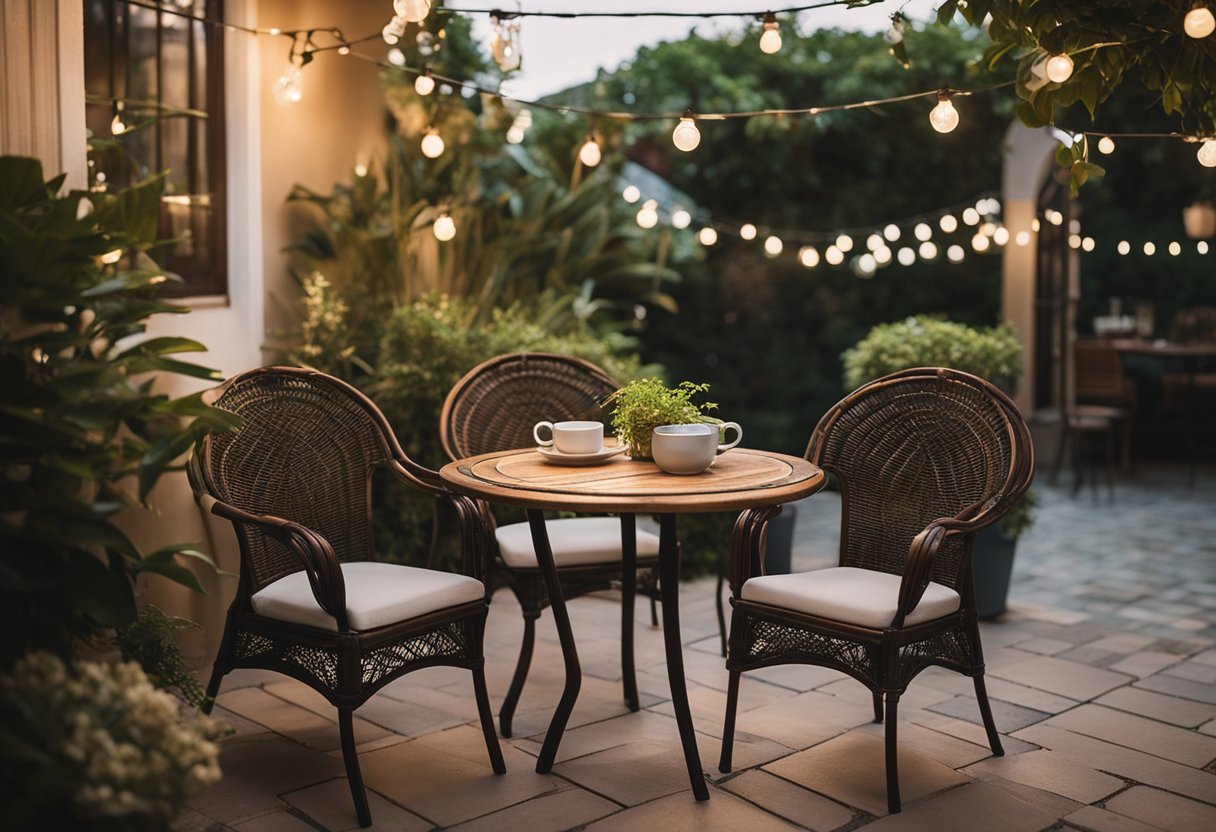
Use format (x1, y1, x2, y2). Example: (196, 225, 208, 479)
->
(807, 368, 1032, 591)
(200, 367, 395, 592)
(1074, 339, 1129, 401)
(440, 353, 619, 460)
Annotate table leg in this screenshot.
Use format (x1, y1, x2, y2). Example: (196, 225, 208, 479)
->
(527, 509, 581, 773)
(1186, 358, 1197, 487)
(658, 513, 710, 801)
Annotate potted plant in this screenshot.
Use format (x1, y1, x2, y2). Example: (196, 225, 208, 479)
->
(842, 316, 1034, 619)
(605, 377, 718, 460)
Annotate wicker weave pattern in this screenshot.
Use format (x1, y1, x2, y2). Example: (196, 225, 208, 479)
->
(205, 371, 391, 591)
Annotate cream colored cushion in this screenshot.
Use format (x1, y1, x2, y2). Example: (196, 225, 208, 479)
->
(495, 517, 661, 569)
(251, 561, 484, 632)
(741, 566, 960, 629)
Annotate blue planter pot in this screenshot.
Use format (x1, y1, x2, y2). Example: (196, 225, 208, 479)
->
(973, 524, 1017, 620)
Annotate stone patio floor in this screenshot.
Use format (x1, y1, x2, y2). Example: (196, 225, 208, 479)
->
(181, 463, 1216, 832)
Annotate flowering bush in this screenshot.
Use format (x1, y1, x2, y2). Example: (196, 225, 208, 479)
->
(0, 652, 223, 830)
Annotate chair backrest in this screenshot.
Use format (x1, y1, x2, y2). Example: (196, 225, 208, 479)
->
(807, 368, 1033, 591)
(440, 352, 620, 460)
(196, 366, 402, 593)
(1074, 338, 1129, 402)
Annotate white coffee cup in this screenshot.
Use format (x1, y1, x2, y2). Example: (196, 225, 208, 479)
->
(651, 422, 743, 475)
(533, 420, 604, 455)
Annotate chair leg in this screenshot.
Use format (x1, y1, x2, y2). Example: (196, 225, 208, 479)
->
(718, 669, 742, 773)
(620, 514, 640, 712)
(650, 594, 659, 627)
(473, 665, 507, 774)
(1050, 418, 1070, 486)
(200, 666, 225, 716)
(1105, 427, 1116, 499)
(973, 675, 1005, 757)
(884, 693, 901, 815)
(872, 692, 884, 723)
(338, 707, 372, 828)
(500, 610, 540, 738)
(715, 567, 728, 658)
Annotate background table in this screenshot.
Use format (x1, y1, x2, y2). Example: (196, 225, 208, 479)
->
(441, 447, 824, 799)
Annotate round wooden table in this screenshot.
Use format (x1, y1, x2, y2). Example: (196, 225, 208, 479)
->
(441, 447, 825, 800)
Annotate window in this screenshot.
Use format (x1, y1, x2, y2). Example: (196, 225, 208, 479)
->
(83, 0, 227, 296)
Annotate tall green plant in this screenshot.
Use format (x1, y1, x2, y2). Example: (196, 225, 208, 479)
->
(0, 156, 237, 666)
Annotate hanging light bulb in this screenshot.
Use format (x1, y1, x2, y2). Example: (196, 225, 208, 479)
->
(636, 199, 659, 229)
(1082, 236, 1096, 252)
(1117, 240, 1131, 255)
(420, 128, 445, 158)
(825, 245, 844, 265)
(1198, 139, 1216, 168)
(897, 247, 916, 266)
(971, 233, 990, 252)
(622, 185, 641, 204)
(671, 209, 692, 230)
(856, 253, 877, 276)
(414, 66, 435, 96)
(699, 227, 718, 246)
(914, 222, 932, 241)
(1016, 230, 1032, 246)
(1097, 135, 1115, 155)
(835, 234, 854, 253)
(865, 233, 884, 251)
(1199, 240, 1210, 254)
(764, 235, 784, 257)
(918, 241, 938, 260)
(672, 112, 701, 152)
(1143, 241, 1157, 255)
(382, 16, 406, 45)
(578, 135, 602, 167)
(939, 215, 958, 233)
(489, 14, 523, 71)
(1045, 53, 1074, 84)
(433, 212, 455, 241)
(110, 100, 127, 135)
(1068, 234, 1082, 249)
(739, 223, 758, 241)
(759, 13, 782, 54)
(1169, 241, 1182, 256)
(929, 92, 959, 134)
(947, 245, 965, 263)
(799, 246, 820, 268)
(962, 207, 981, 226)
(883, 12, 906, 46)
(1185, 2, 1216, 38)
(883, 223, 901, 241)
(395, 0, 432, 23)
(273, 65, 303, 105)
(993, 227, 1011, 246)
(873, 245, 892, 265)
(387, 47, 407, 66)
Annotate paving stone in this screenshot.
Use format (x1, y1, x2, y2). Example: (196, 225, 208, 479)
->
(445, 787, 620, 832)
(1109, 651, 1186, 678)
(232, 811, 317, 832)
(584, 788, 802, 832)
(856, 720, 994, 769)
(720, 770, 855, 832)
(1087, 635, 1158, 654)
(218, 686, 387, 753)
(927, 694, 1051, 733)
(1163, 660, 1216, 684)
(1134, 672, 1216, 704)
(513, 708, 682, 762)
(916, 671, 1079, 714)
(1095, 686, 1216, 728)
(989, 656, 1133, 701)
(1045, 704, 1216, 766)
(977, 775, 1085, 818)
(190, 736, 344, 824)
(1063, 805, 1164, 832)
(747, 663, 848, 692)
(859, 780, 1056, 832)
(902, 709, 1038, 756)
(763, 731, 970, 817)
(1012, 637, 1075, 655)
(1104, 786, 1216, 832)
(963, 749, 1124, 803)
(281, 778, 431, 831)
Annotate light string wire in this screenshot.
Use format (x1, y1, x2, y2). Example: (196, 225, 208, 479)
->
(441, 0, 875, 19)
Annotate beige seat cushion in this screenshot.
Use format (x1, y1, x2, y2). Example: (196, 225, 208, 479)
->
(495, 517, 661, 569)
(741, 566, 960, 629)
(251, 561, 485, 632)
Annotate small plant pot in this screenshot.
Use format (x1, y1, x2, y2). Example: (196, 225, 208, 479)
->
(973, 524, 1018, 619)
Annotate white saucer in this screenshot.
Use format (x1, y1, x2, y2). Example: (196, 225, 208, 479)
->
(536, 444, 627, 466)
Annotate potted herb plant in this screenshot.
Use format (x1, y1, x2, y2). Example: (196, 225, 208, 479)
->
(842, 316, 1034, 619)
(605, 378, 718, 460)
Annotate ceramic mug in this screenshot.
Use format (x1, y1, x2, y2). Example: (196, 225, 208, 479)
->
(533, 420, 604, 455)
(651, 422, 743, 475)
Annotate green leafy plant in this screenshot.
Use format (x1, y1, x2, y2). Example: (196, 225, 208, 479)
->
(841, 315, 1023, 392)
(0, 156, 238, 666)
(113, 605, 207, 709)
(606, 378, 718, 460)
(1000, 486, 1037, 539)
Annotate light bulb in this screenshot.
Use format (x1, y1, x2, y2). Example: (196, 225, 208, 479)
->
(914, 222, 932, 241)
(433, 213, 455, 241)
(420, 129, 445, 158)
(1098, 135, 1115, 155)
(873, 245, 892, 265)
(1032, 218, 1041, 232)
(1068, 234, 1082, 249)
(836, 234, 854, 252)
(739, 223, 757, 241)
(100, 248, 123, 264)
(1198, 139, 1216, 168)
(939, 215, 958, 233)
(415, 71, 435, 96)
(759, 16, 782, 54)
(825, 245, 844, 265)
(1045, 53, 1074, 83)
(929, 94, 959, 134)
(505, 126, 525, 144)
(672, 115, 701, 152)
(578, 136, 602, 167)
(993, 227, 1010, 246)
(671, 209, 691, 230)
(395, 0, 432, 23)
(111, 112, 126, 136)
(1117, 240, 1131, 255)
(382, 17, 405, 45)
(1082, 237, 1095, 252)
(883, 223, 901, 241)
(799, 246, 820, 268)
(962, 207, 981, 226)
(979, 221, 996, 235)
(699, 227, 718, 246)
(918, 241, 938, 259)
(866, 233, 884, 251)
(884, 14, 905, 46)
(947, 244, 965, 263)
(972, 234, 990, 252)
(273, 66, 303, 105)
(636, 200, 659, 229)
(1169, 241, 1182, 256)
(897, 247, 916, 266)
(1185, 3, 1216, 38)
(764, 235, 783, 257)
(1199, 240, 1210, 254)
(622, 185, 641, 204)
(856, 253, 877, 276)
(1143, 241, 1156, 256)
(388, 48, 406, 66)
(1016, 231, 1032, 246)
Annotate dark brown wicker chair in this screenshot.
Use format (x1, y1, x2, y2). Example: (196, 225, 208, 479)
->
(189, 367, 504, 828)
(439, 352, 661, 737)
(719, 368, 1034, 814)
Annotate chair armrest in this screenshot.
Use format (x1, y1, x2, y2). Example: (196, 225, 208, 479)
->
(728, 505, 785, 596)
(196, 494, 350, 630)
(384, 459, 491, 583)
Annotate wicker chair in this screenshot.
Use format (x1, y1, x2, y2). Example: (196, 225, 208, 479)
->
(719, 368, 1034, 814)
(439, 352, 661, 737)
(189, 367, 504, 828)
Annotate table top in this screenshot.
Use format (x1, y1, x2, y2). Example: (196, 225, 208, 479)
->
(1109, 338, 1216, 358)
(439, 447, 825, 514)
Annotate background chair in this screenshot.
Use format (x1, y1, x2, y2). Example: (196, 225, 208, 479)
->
(719, 367, 1034, 814)
(439, 352, 661, 737)
(190, 367, 504, 828)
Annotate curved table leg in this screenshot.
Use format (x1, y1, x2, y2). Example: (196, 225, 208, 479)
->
(659, 513, 710, 800)
(527, 509, 581, 773)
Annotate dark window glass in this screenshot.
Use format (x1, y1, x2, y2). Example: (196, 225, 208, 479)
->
(83, 0, 227, 296)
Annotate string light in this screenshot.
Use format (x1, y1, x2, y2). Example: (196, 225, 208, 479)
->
(929, 92, 959, 134)
(835, 234, 854, 252)
(866, 233, 884, 251)
(672, 113, 701, 152)
(622, 185, 641, 203)
(636, 199, 659, 229)
(1015, 231, 1031, 246)
(883, 12, 905, 46)
(962, 207, 980, 226)
(1031, 218, 1041, 232)
(971, 234, 990, 252)
(433, 211, 455, 241)
(1198, 139, 1216, 167)
(883, 223, 901, 241)
(913, 222, 932, 241)
(1184, 2, 1216, 38)
(382, 17, 405, 45)
(699, 227, 718, 245)
(947, 244, 964, 262)
(388, 47, 407, 66)
(1117, 240, 1131, 255)
(1143, 241, 1156, 255)
(1068, 234, 1082, 249)
(897, 246, 916, 265)
(1098, 135, 1115, 154)
(1082, 236, 1095, 252)
(110, 100, 127, 135)
(421, 128, 445, 158)
(1169, 241, 1182, 255)
(395, 0, 432, 23)
(1200, 241, 1211, 254)
(1045, 53, 1074, 84)
(856, 253, 877, 276)
(671, 209, 692, 229)
(489, 13, 523, 71)
(939, 215, 958, 233)
(993, 227, 1010, 246)
(414, 65, 435, 95)
(578, 135, 602, 167)
(759, 13, 782, 54)
(825, 245, 844, 265)
(739, 223, 758, 241)
(918, 241, 938, 259)
(799, 246, 820, 267)
(273, 65, 304, 104)
(764, 235, 784, 256)
(873, 245, 892, 265)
